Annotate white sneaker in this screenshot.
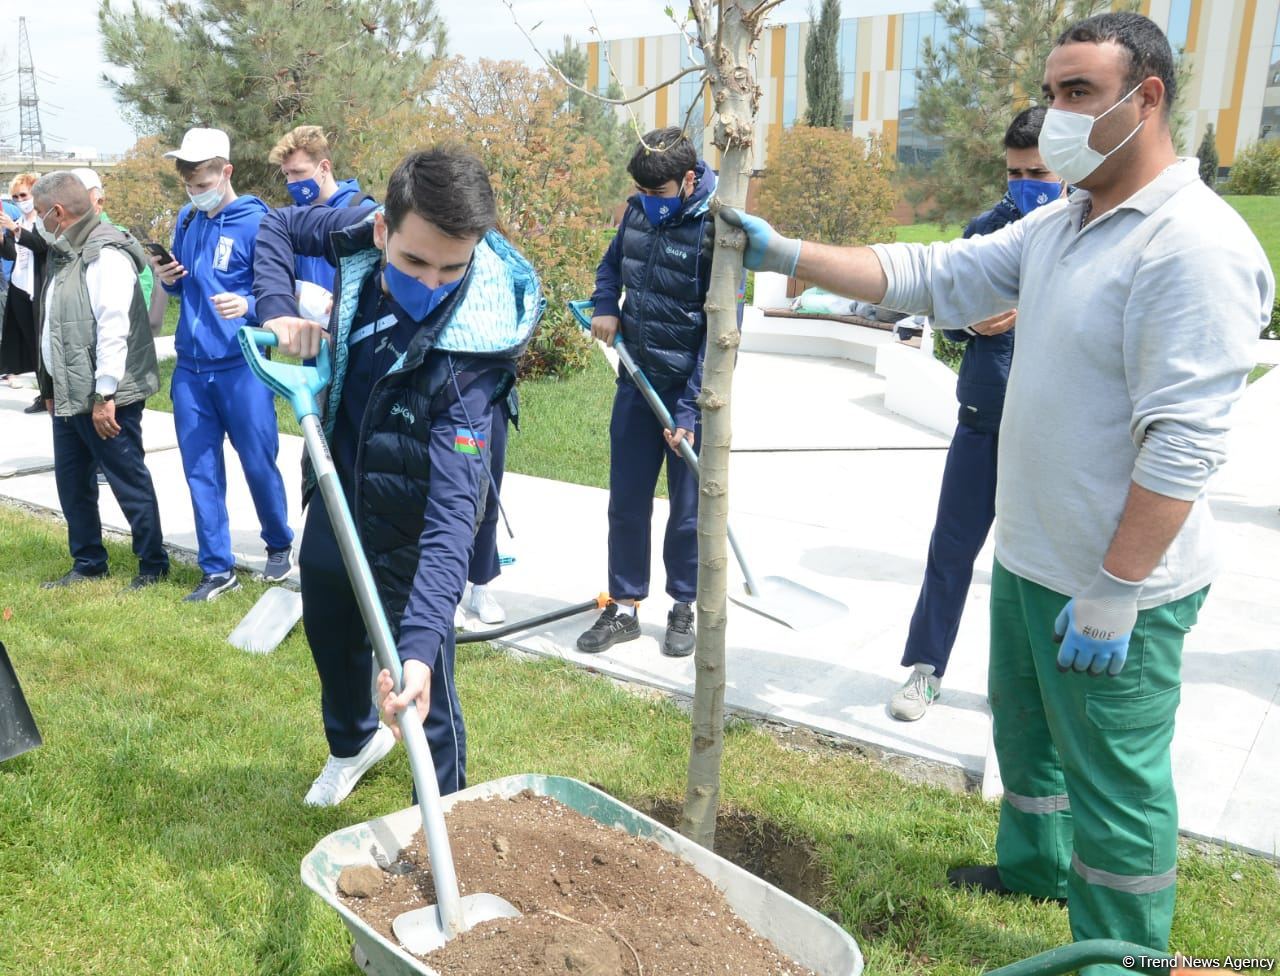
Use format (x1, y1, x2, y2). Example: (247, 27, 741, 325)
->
(467, 584, 506, 625)
(303, 724, 395, 806)
(889, 664, 941, 722)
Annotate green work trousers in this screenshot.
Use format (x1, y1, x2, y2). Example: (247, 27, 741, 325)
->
(988, 560, 1207, 974)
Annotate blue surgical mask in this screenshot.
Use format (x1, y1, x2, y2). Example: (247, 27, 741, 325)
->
(187, 179, 226, 213)
(1008, 178, 1062, 216)
(641, 193, 683, 226)
(383, 260, 462, 321)
(286, 178, 321, 206)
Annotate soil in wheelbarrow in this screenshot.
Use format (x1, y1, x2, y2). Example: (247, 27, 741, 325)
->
(338, 789, 820, 976)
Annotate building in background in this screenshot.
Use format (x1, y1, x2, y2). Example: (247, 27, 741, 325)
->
(589, 0, 1280, 173)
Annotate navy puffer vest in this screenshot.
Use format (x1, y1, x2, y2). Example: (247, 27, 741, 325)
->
(618, 162, 716, 389)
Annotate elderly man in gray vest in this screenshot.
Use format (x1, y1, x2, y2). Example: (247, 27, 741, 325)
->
(31, 172, 169, 591)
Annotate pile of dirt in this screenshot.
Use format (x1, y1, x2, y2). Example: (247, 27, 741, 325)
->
(338, 790, 818, 976)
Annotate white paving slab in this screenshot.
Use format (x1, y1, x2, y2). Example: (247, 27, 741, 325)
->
(1, 352, 1276, 857)
(0, 386, 179, 478)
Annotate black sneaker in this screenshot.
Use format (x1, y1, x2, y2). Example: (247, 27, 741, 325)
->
(662, 601, 696, 657)
(576, 604, 640, 654)
(183, 573, 241, 603)
(23, 396, 44, 414)
(947, 865, 1066, 906)
(41, 568, 107, 589)
(126, 570, 169, 592)
(259, 546, 293, 582)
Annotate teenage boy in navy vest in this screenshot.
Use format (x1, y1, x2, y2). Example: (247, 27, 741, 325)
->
(578, 127, 717, 658)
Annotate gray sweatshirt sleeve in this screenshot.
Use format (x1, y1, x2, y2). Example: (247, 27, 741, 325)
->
(1125, 232, 1274, 501)
(870, 216, 1027, 327)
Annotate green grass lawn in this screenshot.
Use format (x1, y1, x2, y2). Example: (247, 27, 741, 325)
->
(893, 222, 965, 245)
(1224, 196, 1280, 286)
(1, 504, 1276, 975)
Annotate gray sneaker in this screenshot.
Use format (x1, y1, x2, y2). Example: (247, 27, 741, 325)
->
(260, 547, 294, 582)
(183, 572, 241, 603)
(890, 664, 941, 721)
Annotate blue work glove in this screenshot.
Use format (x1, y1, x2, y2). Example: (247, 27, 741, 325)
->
(1053, 568, 1143, 677)
(719, 207, 801, 277)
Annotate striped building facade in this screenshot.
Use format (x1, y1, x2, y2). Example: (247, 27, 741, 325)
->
(587, 0, 1280, 171)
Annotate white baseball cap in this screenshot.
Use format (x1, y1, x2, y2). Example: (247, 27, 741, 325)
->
(70, 168, 103, 193)
(164, 127, 231, 162)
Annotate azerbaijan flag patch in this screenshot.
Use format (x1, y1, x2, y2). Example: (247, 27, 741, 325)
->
(454, 428, 485, 455)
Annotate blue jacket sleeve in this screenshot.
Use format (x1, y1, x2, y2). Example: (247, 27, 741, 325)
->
(396, 366, 503, 671)
(254, 204, 374, 323)
(589, 226, 624, 319)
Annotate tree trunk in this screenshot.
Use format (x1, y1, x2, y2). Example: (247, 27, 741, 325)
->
(679, 0, 766, 849)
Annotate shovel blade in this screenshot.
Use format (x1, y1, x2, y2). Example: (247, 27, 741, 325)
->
(227, 587, 303, 654)
(393, 892, 521, 956)
(0, 641, 42, 762)
(728, 576, 847, 630)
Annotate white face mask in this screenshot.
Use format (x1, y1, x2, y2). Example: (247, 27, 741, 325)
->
(187, 178, 226, 213)
(1038, 82, 1145, 185)
(16, 198, 34, 215)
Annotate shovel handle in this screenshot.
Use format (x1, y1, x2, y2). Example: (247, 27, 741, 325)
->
(238, 326, 332, 421)
(570, 300, 764, 597)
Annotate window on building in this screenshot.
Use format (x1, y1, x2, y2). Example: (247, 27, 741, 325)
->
(896, 10, 955, 167)
(783, 24, 800, 127)
(1167, 0, 1192, 51)
(1260, 8, 1280, 140)
(839, 18, 858, 129)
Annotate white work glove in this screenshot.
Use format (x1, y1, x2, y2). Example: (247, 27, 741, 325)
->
(1053, 568, 1142, 677)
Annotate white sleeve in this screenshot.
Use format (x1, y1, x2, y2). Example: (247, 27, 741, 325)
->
(85, 248, 139, 396)
(870, 217, 1026, 328)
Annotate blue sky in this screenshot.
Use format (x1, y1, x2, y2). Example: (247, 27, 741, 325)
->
(1, 0, 929, 156)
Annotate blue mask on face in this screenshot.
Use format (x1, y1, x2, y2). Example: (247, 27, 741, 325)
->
(383, 260, 462, 322)
(1009, 178, 1062, 216)
(641, 193, 683, 226)
(286, 178, 321, 205)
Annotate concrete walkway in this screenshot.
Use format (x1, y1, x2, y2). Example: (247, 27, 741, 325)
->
(1, 349, 1276, 860)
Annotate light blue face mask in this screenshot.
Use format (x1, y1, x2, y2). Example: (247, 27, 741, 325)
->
(286, 178, 321, 206)
(1008, 178, 1062, 216)
(383, 260, 462, 322)
(187, 179, 225, 213)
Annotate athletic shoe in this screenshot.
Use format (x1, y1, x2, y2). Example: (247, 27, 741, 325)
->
(575, 604, 640, 654)
(259, 546, 294, 582)
(662, 601, 696, 657)
(23, 396, 44, 414)
(947, 865, 1066, 906)
(304, 724, 396, 807)
(183, 572, 241, 603)
(467, 584, 506, 625)
(126, 571, 169, 592)
(889, 664, 941, 721)
(41, 568, 107, 589)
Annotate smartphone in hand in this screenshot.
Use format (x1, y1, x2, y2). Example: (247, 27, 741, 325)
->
(144, 242, 176, 265)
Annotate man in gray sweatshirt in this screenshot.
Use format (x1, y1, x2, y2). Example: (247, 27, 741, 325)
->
(725, 12, 1273, 971)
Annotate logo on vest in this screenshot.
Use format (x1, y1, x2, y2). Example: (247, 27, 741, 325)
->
(664, 244, 689, 261)
(390, 402, 416, 426)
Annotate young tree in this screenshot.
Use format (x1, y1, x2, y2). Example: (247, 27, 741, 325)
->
(804, 0, 843, 129)
(757, 127, 896, 247)
(97, 0, 445, 200)
(912, 0, 1114, 226)
(548, 37, 633, 220)
(1197, 123, 1219, 188)
(100, 136, 186, 247)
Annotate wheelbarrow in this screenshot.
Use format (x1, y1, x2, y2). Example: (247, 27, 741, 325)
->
(568, 299, 847, 630)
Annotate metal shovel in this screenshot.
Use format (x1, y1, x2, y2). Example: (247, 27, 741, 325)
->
(227, 586, 303, 654)
(0, 640, 42, 763)
(238, 328, 519, 956)
(569, 301, 847, 630)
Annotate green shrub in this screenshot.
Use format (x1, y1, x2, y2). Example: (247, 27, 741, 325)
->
(1225, 140, 1280, 195)
(1264, 295, 1280, 340)
(932, 331, 966, 373)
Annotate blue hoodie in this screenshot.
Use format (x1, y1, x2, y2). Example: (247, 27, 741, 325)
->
(164, 194, 270, 370)
(294, 178, 375, 291)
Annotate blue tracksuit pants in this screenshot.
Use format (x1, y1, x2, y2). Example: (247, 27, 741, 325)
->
(468, 406, 509, 587)
(901, 422, 998, 678)
(299, 489, 466, 796)
(171, 362, 293, 576)
(52, 402, 169, 578)
(607, 379, 699, 606)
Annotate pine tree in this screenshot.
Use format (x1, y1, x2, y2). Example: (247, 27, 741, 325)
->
(804, 0, 843, 128)
(97, 0, 446, 200)
(1197, 123, 1219, 189)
